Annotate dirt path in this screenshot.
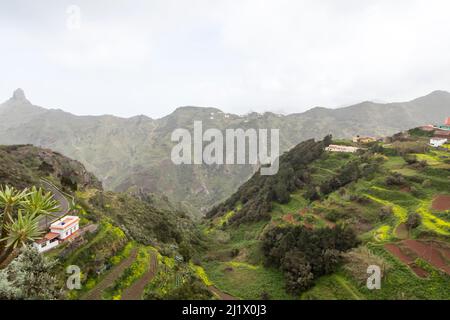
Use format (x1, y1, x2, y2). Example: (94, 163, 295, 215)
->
(82, 248, 138, 300)
(431, 241, 450, 260)
(121, 252, 158, 300)
(208, 286, 237, 300)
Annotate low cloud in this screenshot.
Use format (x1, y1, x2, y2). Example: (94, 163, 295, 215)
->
(1, 0, 450, 117)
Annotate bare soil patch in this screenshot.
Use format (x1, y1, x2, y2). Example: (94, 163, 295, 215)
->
(400, 186, 411, 193)
(282, 213, 295, 224)
(431, 195, 450, 211)
(302, 222, 314, 230)
(409, 265, 429, 278)
(299, 208, 308, 217)
(385, 244, 413, 264)
(430, 241, 450, 260)
(402, 240, 450, 275)
(384, 243, 428, 278)
(394, 223, 409, 239)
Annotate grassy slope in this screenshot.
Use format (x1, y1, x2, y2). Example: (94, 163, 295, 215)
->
(201, 152, 355, 299)
(304, 137, 450, 299)
(201, 136, 450, 300)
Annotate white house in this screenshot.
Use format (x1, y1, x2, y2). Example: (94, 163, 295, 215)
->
(34, 215, 80, 253)
(430, 137, 448, 148)
(50, 215, 80, 240)
(34, 232, 60, 253)
(325, 144, 360, 153)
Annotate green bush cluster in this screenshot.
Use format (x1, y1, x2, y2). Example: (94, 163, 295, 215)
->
(261, 225, 359, 294)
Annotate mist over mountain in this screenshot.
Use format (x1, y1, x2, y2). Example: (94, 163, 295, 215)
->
(1, 88, 449, 216)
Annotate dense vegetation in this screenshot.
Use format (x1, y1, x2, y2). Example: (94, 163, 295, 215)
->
(0, 186, 60, 266)
(207, 137, 331, 224)
(0, 246, 60, 299)
(0, 144, 209, 300)
(201, 127, 450, 300)
(2, 123, 450, 300)
(262, 225, 359, 294)
(76, 190, 205, 260)
(3, 89, 450, 216)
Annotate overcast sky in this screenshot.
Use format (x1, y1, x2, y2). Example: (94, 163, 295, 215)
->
(1, 0, 450, 118)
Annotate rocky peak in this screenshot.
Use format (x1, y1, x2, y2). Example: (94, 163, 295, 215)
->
(12, 88, 27, 101)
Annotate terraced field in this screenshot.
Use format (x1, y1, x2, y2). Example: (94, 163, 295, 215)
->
(121, 251, 158, 300)
(82, 248, 138, 300)
(202, 134, 450, 300)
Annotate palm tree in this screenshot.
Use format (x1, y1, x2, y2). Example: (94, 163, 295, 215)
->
(0, 185, 60, 267)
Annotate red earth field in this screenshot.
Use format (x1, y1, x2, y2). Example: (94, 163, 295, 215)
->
(431, 195, 450, 211)
(384, 240, 450, 277)
(384, 243, 428, 278)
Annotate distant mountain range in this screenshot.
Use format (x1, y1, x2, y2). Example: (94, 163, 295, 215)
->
(1, 88, 449, 216)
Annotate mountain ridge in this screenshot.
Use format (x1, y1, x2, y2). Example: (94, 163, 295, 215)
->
(3, 88, 450, 120)
(1, 89, 449, 216)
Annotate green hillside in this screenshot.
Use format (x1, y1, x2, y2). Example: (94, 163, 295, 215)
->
(2, 89, 450, 217)
(201, 129, 450, 300)
(0, 145, 213, 300)
(1, 126, 449, 300)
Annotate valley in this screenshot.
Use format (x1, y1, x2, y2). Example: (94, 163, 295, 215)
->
(0, 121, 449, 300)
(2, 89, 450, 217)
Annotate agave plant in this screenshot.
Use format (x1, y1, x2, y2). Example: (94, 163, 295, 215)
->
(21, 186, 60, 218)
(0, 186, 29, 255)
(0, 210, 43, 262)
(0, 185, 29, 222)
(0, 185, 60, 267)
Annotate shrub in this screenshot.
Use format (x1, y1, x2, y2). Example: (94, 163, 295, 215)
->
(422, 179, 432, 188)
(281, 251, 314, 294)
(0, 246, 60, 300)
(230, 248, 240, 258)
(379, 206, 393, 221)
(406, 212, 422, 230)
(261, 225, 359, 294)
(403, 154, 417, 165)
(385, 173, 407, 186)
(392, 141, 429, 155)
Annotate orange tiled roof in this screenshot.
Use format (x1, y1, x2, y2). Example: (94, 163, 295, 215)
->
(36, 232, 59, 244)
(434, 130, 450, 137)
